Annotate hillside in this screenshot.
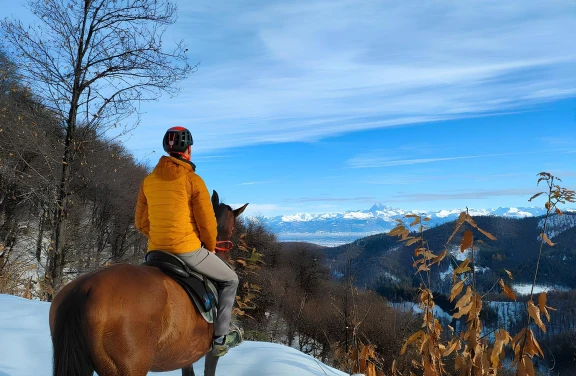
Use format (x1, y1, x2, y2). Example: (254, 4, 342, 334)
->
(324, 213, 576, 293)
(0, 294, 349, 376)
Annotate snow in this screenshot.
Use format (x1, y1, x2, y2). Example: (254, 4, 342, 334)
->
(281, 213, 316, 222)
(505, 207, 533, 217)
(383, 271, 400, 283)
(537, 213, 576, 238)
(511, 283, 570, 295)
(343, 212, 374, 220)
(440, 264, 454, 281)
(448, 246, 469, 262)
(389, 302, 452, 323)
(436, 209, 460, 218)
(0, 294, 347, 376)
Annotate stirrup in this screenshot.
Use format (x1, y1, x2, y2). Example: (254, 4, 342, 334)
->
(212, 324, 244, 357)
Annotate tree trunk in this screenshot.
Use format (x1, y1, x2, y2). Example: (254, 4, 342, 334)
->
(35, 207, 46, 263)
(46, 91, 79, 299)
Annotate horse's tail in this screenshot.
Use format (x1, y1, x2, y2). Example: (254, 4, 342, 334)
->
(51, 286, 94, 376)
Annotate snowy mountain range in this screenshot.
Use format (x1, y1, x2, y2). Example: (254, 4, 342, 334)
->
(259, 205, 575, 246)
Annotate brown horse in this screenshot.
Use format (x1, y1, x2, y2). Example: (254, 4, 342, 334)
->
(49, 190, 248, 376)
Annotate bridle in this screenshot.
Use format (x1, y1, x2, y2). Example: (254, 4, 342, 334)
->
(214, 205, 235, 252)
(215, 240, 234, 252)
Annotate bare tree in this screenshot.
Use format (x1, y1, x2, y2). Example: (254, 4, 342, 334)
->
(2, 0, 192, 297)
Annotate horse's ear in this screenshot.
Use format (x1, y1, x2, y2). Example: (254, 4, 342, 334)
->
(211, 190, 220, 209)
(233, 203, 249, 217)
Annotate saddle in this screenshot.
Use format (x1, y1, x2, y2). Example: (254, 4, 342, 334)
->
(143, 251, 218, 323)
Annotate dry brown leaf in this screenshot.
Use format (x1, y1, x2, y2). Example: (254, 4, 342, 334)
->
(443, 338, 460, 357)
(405, 237, 422, 246)
(538, 292, 551, 322)
(456, 286, 473, 310)
(410, 216, 421, 227)
(527, 329, 544, 358)
(455, 353, 462, 371)
(527, 301, 546, 332)
(413, 258, 425, 267)
(450, 278, 467, 302)
(541, 232, 555, 247)
(481, 352, 490, 374)
(236, 259, 247, 267)
(504, 269, 514, 280)
(453, 301, 473, 319)
(431, 249, 447, 266)
(491, 329, 510, 369)
(455, 258, 471, 274)
(524, 356, 536, 376)
(556, 207, 563, 216)
(499, 279, 517, 301)
(401, 331, 423, 355)
(477, 226, 497, 241)
(417, 264, 430, 272)
(421, 250, 436, 260)
(460, 230, 473, 253)
(512, 328, 527, 351)
(464, 214, 478, 228)
(388, 225, 405, 237)
(401, 229, 411, 240)
(528, 192, 545, 202)
(366, 363, 376, 376)
(457, 211, 467, 224)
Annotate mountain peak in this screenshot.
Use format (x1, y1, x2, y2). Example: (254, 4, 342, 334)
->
(265, 205, 576, 246)
(369, 203, 389, 211)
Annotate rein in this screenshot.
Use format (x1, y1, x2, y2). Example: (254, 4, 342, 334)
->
(214, 240, 234, 252)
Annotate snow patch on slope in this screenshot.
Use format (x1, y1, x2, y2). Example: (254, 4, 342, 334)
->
(0, 294, 347, 376)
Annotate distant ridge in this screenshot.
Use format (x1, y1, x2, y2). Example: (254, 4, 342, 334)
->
(258, 205, 576, 246)
(323, 212, 576, 291)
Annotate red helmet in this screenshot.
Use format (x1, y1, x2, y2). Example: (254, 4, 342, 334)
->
(163, 126, 193, 153)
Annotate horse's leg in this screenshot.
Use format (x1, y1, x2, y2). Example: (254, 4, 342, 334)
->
(182, 364, 195, 376)
(203, 352, 220, 376)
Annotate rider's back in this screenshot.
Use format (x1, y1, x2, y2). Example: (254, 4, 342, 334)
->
(136, 155, 217, 254)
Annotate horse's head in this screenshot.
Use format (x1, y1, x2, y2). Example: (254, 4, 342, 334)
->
(211, 190, 248, 254)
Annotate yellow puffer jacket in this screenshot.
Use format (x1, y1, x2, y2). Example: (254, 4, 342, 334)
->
(135, 156, 217, 253)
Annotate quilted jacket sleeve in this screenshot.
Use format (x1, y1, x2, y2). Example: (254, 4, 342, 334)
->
(135, 182, 150, 238)
(190, 174, 217, 252)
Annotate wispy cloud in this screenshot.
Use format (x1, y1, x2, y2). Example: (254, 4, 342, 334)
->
(285, 196, 376, 203)
(389, 188, 537, 202)
(129, 0, 576, 152)
(238, 180, 275, 186)
(229, 203, 301, 216)
(539, 137, 576, 147)
(347, 153, 508, 168)
(193, 155, 228, 162)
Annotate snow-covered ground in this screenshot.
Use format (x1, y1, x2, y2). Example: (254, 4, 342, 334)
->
(512, 283, 570, 295)
(389, 301, 452, 323)
(0, 294, 347, 376)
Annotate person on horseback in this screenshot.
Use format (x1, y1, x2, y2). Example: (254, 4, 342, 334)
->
(134, 126, 241, 357)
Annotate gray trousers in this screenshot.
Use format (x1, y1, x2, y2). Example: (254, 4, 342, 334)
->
(178, 248, 239, 337)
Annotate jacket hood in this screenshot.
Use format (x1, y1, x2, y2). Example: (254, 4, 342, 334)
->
(152, 156, 196, 181)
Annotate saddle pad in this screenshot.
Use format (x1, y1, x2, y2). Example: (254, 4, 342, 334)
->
(143, 251, 218, 324)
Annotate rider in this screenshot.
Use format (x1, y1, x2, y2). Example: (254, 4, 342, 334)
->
(134, 126, 240, 356)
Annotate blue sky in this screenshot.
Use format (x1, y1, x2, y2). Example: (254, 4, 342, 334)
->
(4, 0, 576, 216)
